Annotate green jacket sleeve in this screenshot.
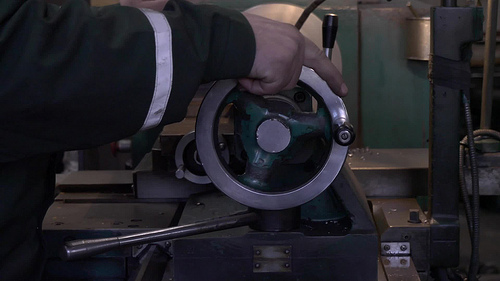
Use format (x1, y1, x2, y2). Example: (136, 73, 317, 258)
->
(0, 0, 255, 163)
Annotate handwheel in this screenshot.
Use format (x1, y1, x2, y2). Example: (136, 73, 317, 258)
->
(196, 66, 354, 210)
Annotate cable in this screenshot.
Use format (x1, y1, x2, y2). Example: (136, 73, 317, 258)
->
(462, 92, 480, 281)
(460, 93, 500, 281)
(295, 0, 326, 30)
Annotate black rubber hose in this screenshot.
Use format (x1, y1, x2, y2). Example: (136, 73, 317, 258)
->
(459, 142, 473, 237)
(295, 0, 326, 30)
(462, 93, 480, 281)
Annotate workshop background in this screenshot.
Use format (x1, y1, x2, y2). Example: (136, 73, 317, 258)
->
(45, 0, 500, 280)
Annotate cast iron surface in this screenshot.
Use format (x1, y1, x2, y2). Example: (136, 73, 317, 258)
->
(166, 168, 379, 280)
(223, 89, 332, 192)
(428, 6, 483, 268)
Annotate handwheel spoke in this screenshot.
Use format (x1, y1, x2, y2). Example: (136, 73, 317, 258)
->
(287, 107, 331, 141)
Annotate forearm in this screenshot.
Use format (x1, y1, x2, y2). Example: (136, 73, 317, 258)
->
(0, 0, 255, 162)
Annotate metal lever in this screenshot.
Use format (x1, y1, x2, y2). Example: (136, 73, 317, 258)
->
(322, 13, 355, 146)
(322, 14, 338, 60)
(61, 212, 258, 261)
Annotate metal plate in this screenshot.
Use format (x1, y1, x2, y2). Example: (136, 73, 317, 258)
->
(43, 202, 178, 230)
(253, 245, 292, 273)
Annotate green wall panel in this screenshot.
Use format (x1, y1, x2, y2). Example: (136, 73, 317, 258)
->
(360, 7, 430, 148)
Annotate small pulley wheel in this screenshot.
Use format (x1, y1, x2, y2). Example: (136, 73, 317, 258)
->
(175, 132, 229, 184)
(196, 67, 351, 210)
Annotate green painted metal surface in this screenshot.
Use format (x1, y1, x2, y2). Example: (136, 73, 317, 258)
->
(360, 6, 430, 148)
(224, 88, 333, 192)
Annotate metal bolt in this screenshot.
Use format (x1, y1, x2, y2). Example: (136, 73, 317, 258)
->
(219, 142, 226, 150)
(294, 92, 306, 103)
(254, 263, 261, 268)
(383, 244, 391, 251)
(284, 249, 290, 255)
(400, 258, 408, 265)
(255, 250, 261, 255)
(400, 245, 408, 251)
(284, 263, 290, 268)
(175, 165, 185, 179)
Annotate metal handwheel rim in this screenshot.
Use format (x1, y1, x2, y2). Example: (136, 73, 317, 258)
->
(196, 66, 349, 210)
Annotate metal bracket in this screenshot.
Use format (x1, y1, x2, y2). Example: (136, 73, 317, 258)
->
(382, 256, 411, 269)
(253, 245, 292, 273)
(132, 241, 171, 258)
(380, 242, 410, 256)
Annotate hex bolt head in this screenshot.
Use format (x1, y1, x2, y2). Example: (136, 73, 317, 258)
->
(383, 244, 391, 251)
(400, 245, 408, 251)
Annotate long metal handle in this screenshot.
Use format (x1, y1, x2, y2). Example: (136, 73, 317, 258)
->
(61, 212, 259, 261)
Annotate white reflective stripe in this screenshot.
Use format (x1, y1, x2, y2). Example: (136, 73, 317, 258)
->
(139, 8, 173, 130)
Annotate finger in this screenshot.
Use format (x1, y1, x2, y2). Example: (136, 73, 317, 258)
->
(238, 78, 267, 95)
(302, 37, 347, 97)
(282, 59, 303, 90)
(280, 38, 305, 90)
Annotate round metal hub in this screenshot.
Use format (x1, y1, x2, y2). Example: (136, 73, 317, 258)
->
(256, 119, 291, 153)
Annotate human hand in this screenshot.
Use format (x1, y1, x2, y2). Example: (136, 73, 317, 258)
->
(120, 0, 168, 11)
(239, 13, 347, 97)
